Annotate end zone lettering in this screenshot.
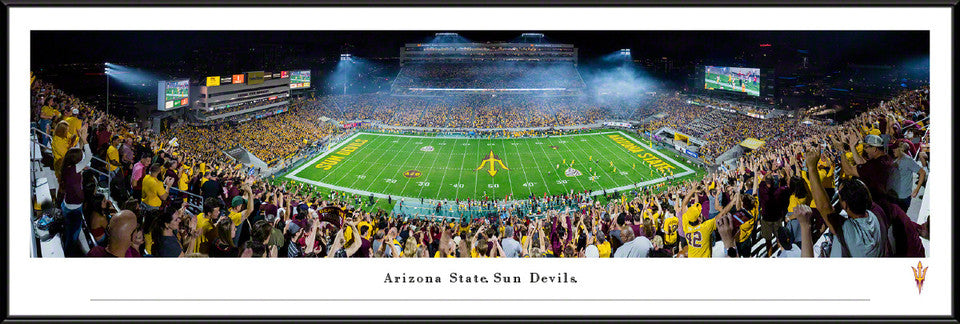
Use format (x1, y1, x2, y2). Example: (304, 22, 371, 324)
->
(314, 139, 369, 170)
(608, 134, 645, 153)
(335, 139, 369, 156)
(608, 134, 676, 172)
(637, 152, 676, 172)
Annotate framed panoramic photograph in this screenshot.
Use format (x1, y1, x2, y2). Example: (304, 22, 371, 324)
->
(4, 1, 955, 322)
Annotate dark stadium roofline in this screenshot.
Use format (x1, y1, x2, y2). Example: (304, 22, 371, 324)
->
(405, 42, 573, 47)
(8, 0, 955, 6)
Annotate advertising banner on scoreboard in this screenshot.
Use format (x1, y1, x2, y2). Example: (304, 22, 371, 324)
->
(246, 71, 264, 85)
(206, 76, 220, 87)
(232, 74, 245, 84)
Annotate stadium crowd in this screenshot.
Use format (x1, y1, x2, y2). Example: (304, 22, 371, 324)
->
(162, 98, 340, 164)
(311, 94, 624, 129)
(393, 62, 584, 90)
(30, 73, 929, 258)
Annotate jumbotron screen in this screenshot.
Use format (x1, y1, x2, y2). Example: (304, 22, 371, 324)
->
(704, 66, 760, 97)
(290, 70, 311, 89)
(157, 79, 189, 111)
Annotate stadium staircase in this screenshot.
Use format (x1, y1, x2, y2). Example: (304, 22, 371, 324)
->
(713, 145, 744, 165)
(223, 146, 269, 174)
(30, 128, 111, 257)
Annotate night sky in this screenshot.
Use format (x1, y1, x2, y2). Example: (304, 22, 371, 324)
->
(32, 30, 929, 67)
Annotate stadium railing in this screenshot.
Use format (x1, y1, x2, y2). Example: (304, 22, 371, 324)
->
(746, 164, 842, 257)
(169, 187, 204, 213)
(31, 127, 113, 185)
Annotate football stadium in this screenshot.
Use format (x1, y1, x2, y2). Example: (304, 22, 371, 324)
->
(29, 31, 931, 259)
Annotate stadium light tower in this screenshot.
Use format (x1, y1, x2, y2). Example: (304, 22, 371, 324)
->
(340, 54, 353, 95)
(520, 33, 545, 44)
(104, 63, 110, 116)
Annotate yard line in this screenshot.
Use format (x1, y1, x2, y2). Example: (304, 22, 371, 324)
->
(567, 133, 619, 192)
(617, 131, 694, 174)
(540, 136, 587, 192)
(580, 136, 643, 190)
(398, 136, 434, 197)
(498, 137, 515, 198)
(434, 138, 459, 201)
(283, 135, 427, 203)
(509, 137, 534, 198)
(579, 131, 695, 195)
(454, 137, 468, 200)
(473, 137, 481, 200)
(588, 136, 666, 188)
(287, 132, 362, 183)
(353, 131, 617, 140)
(417, 138, 446, 198)
(525, 137, 566, 196)
(315, 133, 388, 186)
(360, 135, 417, 195)
(343, 134, 405, 189)
(592, 133, 677, 192)
(560, 136, 594, 191)
(363, 135, 421, 198)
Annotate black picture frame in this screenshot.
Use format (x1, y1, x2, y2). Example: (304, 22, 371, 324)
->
(4, 0, 957, 323)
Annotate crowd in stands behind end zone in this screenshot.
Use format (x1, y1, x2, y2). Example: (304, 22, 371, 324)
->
(30, 77, 929, 258)
(393, 62, 585, 90)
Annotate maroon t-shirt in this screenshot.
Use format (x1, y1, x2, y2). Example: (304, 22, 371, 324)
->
(698, 193, 710, 219)
(878, 200, 925, 257)
(758, 182, 790, 222)
(164, 169, 179, 186)
(857, 155, 894, 200)
(261, 203, 278, 219)
(357, 238, 372, 257)
(227, 186, 240, 200)
(96, 130, 111, 151)
(630, 224, 643, 238)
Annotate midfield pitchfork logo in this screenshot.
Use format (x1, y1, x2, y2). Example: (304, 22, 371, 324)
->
(476, 151, 509, 177)
(912, 261, 928, 294)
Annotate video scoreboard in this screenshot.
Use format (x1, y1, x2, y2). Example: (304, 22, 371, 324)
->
(704, 66, 761, 97)
(157, 79, 190, 111)
(289, 70, 311, 89)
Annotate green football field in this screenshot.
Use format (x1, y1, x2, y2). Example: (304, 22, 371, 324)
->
(283, 130, 701, 202)
(705, 72, 760, 96)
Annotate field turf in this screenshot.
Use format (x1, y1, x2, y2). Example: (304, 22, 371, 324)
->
(283, 130, 701, 202)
